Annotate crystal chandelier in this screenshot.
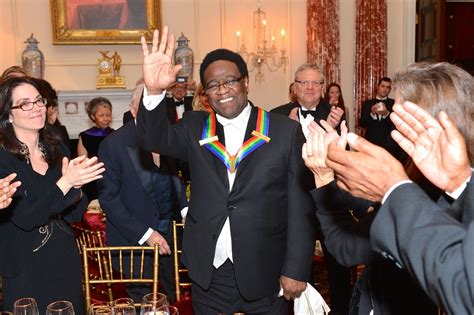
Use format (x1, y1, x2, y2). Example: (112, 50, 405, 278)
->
(236, 2, 288, 83)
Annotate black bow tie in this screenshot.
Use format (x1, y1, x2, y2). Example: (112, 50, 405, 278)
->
(175, 101, 184, 107)
(300, 109, 317, 118)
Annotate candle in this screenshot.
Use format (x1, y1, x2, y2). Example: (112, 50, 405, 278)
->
(281, 28, 286, 49)
(262, 19, 267, 39)
(236, 30, 241, 50)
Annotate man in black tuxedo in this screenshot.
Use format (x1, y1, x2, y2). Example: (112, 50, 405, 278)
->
(271, 64, 350, 315)
(98, 83, 186, 302)
(136, 27, 315, 314)
(359, 77, 395, 149)
(166, 81, 193, 123)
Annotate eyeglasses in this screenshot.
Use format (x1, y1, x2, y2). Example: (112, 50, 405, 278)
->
(12, 97, 48, 111)
(205, 76, 243, 94)
(295, 80, 324, 87)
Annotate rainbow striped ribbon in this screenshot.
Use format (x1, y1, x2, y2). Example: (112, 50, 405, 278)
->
(199, 107, 271, 173)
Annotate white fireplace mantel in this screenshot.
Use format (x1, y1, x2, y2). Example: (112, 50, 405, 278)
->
(57, 89, 132, 139)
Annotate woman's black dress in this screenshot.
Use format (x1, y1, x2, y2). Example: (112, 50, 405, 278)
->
(0, 144, 87, 313)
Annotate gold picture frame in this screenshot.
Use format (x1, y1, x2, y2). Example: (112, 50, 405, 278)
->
(50, 0, 161, 44)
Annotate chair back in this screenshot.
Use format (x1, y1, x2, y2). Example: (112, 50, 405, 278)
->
(172, 221, 192, 302)
(82, 244, 159, 310)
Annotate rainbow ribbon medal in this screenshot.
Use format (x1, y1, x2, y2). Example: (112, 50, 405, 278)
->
(199, 107, 271, 173)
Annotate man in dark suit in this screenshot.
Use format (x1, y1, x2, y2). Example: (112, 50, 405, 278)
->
(165, 81, 193, 123)
(325, 77, 473, 314)
(271, 64, 350, 315)
(98, 83, 186, 302)
(136, 27, 315, 314)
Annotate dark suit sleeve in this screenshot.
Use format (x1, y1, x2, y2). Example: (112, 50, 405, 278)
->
(311, 181, 377, 266)
(359, 100, 374, 128)
(370, 180, 474, 315)
(98, 140, 150, 244)
(281, 124, 316, 281)
(136, 94, 190, 161)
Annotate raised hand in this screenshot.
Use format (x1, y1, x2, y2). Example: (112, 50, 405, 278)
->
(57, 156, 105, 195)
(326, 133, 408, 202)
(141, 26, 182, 94)
(326, 106, 344, 128)
(390, 101, 471, 192)
(0, 173, 21, 209)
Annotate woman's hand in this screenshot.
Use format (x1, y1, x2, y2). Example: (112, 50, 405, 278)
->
(56, 156, 105, 195)
(0, 173, 21, 209)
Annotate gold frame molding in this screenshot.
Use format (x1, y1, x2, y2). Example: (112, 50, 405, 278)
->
(50, 0, 161, 45)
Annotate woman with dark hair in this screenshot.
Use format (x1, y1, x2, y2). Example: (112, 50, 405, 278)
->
(35, 79, 70, 149)
(77, 96, 114, 200)
(324, 83, 349, 125)
(0, 76, 105, 313)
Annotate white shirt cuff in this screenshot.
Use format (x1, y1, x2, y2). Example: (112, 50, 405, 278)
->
(180, 206, 188, 219)
(143, 86, 167, 111)
(370, 112, 378, 120)
(138, 228, 154, 245)
(446, 175, 471, 200)
(382, 180, 413, 204)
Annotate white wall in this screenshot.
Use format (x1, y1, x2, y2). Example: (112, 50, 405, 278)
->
(0, 0, 414, 132)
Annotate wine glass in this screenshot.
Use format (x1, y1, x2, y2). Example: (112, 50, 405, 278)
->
(111, 298, 136, 315)
(46, 301, 75, 315)
(88, 301, 113, 315)
(13, 297, 39, 315)
(0, 311, 14, 315)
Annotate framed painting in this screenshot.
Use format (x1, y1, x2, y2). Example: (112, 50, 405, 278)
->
(50, 0, 161, 44)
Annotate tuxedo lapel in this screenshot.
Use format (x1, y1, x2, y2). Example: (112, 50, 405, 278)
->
(234, 106, 260, 182)
(126, 145, 159, 204)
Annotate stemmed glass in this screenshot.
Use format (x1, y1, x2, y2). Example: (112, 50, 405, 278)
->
(46, 301, 75, 315)
(111, 298, 136, 315)
(140, 293, 168, 315)
(88, 301, 113, 315)
(13, 298, 39, 315)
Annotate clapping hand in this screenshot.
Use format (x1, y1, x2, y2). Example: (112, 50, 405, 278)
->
(0, 173, 21, 209)
(326, 106, 344, 128)
(141, 26, 182, 95)
(302, 120, 347, 187)
(326, 133, 408, 202)
(57, 156, 105, 195)
(390, 101, 471, 193)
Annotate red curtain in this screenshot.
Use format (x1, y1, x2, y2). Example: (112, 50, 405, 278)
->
(354, 0, 387, 134)
(307, 0, 340, 87)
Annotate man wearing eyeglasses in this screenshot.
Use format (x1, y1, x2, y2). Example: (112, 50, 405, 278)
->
(272, 64, 351, 315)
(136, 27, 315, 314)
(271, 63, 344, 137)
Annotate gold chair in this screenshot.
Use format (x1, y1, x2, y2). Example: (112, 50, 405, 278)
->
(172, 221, 192, 302)
(82, 244, 159, 310)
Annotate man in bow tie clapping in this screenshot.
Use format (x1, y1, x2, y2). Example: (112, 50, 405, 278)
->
(271, 64, 351, 315)
(271, 63, 344, 138)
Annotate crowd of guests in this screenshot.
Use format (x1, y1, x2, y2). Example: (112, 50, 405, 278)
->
(0, 25, 472, 315)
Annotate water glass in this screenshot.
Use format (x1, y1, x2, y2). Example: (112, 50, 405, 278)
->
(46, 301, 75, 315)
(141, 293, 168, 307)
(139, 304, 169, 315)
(0, 312, 14, 315)
(13, 298, 39, 315)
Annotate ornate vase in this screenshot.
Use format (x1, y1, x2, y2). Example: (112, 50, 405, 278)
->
(22, 33, 44, 79)
(174, 33, 194, 82)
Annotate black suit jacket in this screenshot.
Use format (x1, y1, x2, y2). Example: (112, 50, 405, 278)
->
(137, 97, 315, 300)
(311, 181, 437, 314)
(370, 177, 474, 315)
(98, 121, 183, 247)
(165, 96, 193, 123)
